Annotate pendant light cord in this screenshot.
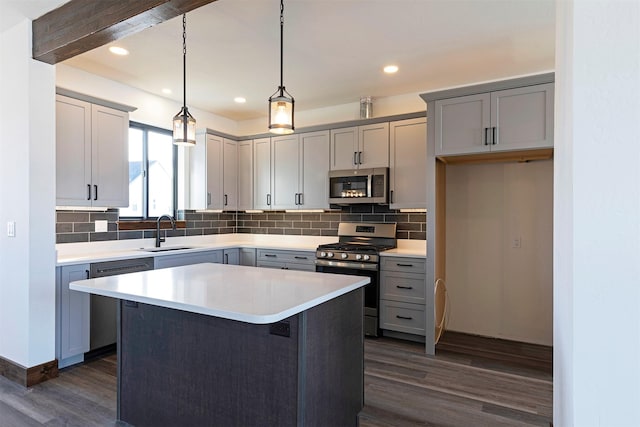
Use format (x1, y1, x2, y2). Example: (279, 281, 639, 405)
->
(182, 14, 187, 110)
(279, 0, 284, 93)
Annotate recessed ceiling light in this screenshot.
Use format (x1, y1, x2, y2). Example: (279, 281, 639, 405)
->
(162, 88, 172, 95)
(234, 97, 247, 104)
(109, 46, 129, 56)
(383, 65, 399, 74)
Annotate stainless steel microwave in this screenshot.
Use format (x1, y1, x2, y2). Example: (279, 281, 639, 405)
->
(328, 168, 389, 205)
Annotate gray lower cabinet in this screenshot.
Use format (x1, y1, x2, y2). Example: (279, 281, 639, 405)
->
(223, 248, 239, 265)
(239, 248, 257, 266)
(56, 264, 90, 368)
(256, 249, 315, 271)
(380, 256, 427, 336)
(154, 250, 223, 269)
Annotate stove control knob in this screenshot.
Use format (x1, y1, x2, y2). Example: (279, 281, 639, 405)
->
(363, 255, 371, 261)
(341, 253, 348, 259)
(327, 252, 334, 258)
(355, 254, 363, 261)
(320, 251, 327, 258)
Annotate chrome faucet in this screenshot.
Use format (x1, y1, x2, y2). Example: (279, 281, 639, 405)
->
(156, 215, 176, 247)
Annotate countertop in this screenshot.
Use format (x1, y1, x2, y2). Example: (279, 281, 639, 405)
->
(56, 234, 426, 266)
(69, 263, 370, 324)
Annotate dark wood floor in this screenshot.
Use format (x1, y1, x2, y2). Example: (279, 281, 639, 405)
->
(0, 331, 552, 426)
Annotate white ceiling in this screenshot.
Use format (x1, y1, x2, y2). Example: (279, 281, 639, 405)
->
(47, 0, 555, 122)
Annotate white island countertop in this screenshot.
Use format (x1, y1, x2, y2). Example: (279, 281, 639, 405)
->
(69, 263, 370, 324)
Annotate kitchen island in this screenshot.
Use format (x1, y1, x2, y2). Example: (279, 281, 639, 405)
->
(70, 262, 369, 427)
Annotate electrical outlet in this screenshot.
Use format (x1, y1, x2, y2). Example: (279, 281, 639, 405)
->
(512, 236, 522, 249)
(95, 220, 108, 232)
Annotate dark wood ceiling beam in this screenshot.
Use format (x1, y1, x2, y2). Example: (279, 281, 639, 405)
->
(32, 0, 218, 64)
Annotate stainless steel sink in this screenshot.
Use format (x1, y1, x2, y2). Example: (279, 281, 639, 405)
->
(142, 246, 194, 253)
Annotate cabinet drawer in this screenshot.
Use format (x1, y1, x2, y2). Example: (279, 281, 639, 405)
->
(257, 260, 316, 272)
(380, 300, 426, 336)
(256, 260, 287, 270)
(256, 249, 314, 265)
(380, 272, 425, 304)
(381, 256, 426, 274)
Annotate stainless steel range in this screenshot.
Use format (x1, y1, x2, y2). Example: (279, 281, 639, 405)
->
(315, 222, 397, 336)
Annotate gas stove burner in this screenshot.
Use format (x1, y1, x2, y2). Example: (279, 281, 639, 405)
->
(317, 243, 380, 253)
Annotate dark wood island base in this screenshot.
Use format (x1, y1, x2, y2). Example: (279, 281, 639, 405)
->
(117, 288, 364, 426)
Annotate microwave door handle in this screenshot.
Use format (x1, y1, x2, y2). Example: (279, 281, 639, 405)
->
(367, 173, 372, 198)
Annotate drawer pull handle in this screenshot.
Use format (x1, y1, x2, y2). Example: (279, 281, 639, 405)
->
(294, 256, 308, 260)
(396, 285, 413, 290)
(264, 254, 277, 258)
(396, 315, 413, 320)
(396, 263, 414, 267)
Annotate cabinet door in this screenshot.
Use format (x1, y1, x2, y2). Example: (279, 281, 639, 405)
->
(271, 134, 300, 209)
(253, 137, 272, 210)
(389, 118, 427, 209)
(435, 93, 491, 156)
(56, 95, 92, 206)
(223, 248, 240, 265)
(358, 122, 389, 168)
(237, 140, 253, 211)
(191, 133, 224, 210)
(239, 248, 256, 266)
(91, 104, 129, 207)
(300, 130, 330, 209)
(57, 264, 90, 363)
(330, 127, 358, 170)
(206, 134, 224, 209)
(223, 139, 238, 211)
(491, 83, 554, 152)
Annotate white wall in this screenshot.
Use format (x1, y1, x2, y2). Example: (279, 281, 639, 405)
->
(445, 160, 553, 346)
(0, 19, 56, 366)
(555, 1, 640, 425)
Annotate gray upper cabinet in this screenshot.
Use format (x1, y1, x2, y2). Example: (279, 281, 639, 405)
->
(56, 94, 129, 207)
(253, 137, 272, 210)
(435, 83, 554, 156)
(330, 123, 389, 170)
(300, 130, 330, 209)
(271, 130, 330, 210)
(223, 138, 238, 210)
(389, 118, 427, 209)
(237, 140, 253, 211)
(271, 134, 300, 210)
(190, 133, 237, 211)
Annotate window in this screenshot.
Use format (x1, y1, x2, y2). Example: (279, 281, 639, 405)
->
(120, 122, 177, 218)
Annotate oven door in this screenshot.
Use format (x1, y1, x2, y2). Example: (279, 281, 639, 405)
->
(315, 263, 379, 337)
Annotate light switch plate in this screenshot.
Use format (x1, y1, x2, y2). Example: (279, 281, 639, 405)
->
(95, 220, 108, 233)
(7, 221, 15, 237)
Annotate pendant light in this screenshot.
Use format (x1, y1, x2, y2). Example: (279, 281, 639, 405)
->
(268, 0, 294, 134)
(173, 14, 196, 146)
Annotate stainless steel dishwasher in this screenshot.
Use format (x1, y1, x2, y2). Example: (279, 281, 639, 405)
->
(89, 257, 154, 352)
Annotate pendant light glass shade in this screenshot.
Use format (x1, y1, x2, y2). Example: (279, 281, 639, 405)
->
(269, 89, 294, 134)
(173, 14, 196, 146)
(172, 106, 196, 145)
(268, 0, 294, 134)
